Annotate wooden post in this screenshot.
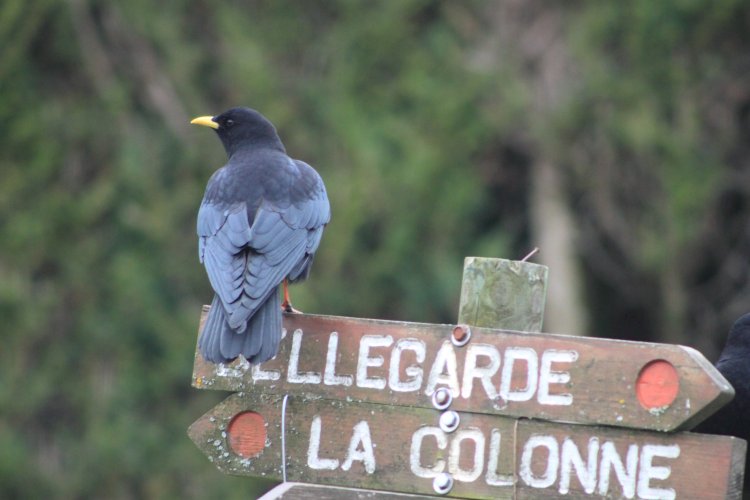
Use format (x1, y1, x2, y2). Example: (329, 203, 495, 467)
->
(259, 257, 548, 499)
(458, 256, 548, 331)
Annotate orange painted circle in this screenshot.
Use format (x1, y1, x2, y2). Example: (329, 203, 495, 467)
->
(227, 411, 266, 458)
(636, 360, 680, 410)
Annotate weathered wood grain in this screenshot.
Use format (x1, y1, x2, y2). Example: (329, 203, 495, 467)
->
(193, 312, 732, 432)
(514, 420, 746, 499)
(259, 255, 549, 499)
(457, 256, 548, 331)
(188, 392, 746, 499)
(259, 482, 442, 499)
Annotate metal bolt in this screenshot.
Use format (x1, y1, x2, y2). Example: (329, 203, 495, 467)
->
(451, 324, 471, 347)
(433, 472, 454, 494)
(439, 410, 460, 433)
(432, 387, 453, 410)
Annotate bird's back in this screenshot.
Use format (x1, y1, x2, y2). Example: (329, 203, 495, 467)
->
(203, 149, 293, 213)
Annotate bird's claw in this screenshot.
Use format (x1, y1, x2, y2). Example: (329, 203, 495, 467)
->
(282, 302, 303, 314)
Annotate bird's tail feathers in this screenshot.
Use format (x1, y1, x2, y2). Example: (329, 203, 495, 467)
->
(246, 289, 282, 364)
(198, 291, 282, 365)
(198, 295, 227, 363)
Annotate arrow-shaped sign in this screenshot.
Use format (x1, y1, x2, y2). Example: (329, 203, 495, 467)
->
(188, 392, 746, 499)
(192, 310, 732, 432)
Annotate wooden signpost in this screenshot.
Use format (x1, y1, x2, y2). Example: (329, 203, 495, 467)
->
(190, 392, 744, 498)
(192, 312, 731, 433)
(188, 257, 747, 499)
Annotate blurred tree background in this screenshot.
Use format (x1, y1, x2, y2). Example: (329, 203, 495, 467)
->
(2, 0, 750, 497)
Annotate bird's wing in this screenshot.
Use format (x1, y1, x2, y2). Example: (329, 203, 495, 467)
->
(283, 160, 331, 281)
(198, 162, 329, 330)
(284, 160, 330, 248)
(197, 202, 253, 311)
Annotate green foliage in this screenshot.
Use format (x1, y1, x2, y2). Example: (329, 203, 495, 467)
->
(557, 0, 750, 343)
(0, 1, 516, 497)
(2, 0, 750, 497)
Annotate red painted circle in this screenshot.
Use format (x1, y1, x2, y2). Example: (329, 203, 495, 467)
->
(227, 411, 266, 458)
(452, 325, 467, 341)
(636, 360, 680, 410)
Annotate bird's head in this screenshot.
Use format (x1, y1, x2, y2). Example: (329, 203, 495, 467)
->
(190, 107, 284, 157)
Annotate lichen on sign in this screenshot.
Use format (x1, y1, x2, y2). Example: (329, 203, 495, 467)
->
(457, 257, 548, 331)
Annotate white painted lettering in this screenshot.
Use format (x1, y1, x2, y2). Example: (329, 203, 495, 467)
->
(519, 434, 559, 488)
(425, 341, 460, 397)
(598, 441, 638, 498)
(356, 335, 394, 390)
(288, 329, 322, 384)
(513, 434, 679, 497)
(340, 420, 376, 474)
(449, 428, 485, 482)
(251, 327, 286, 378)
(538, 350, 577, 405)
(461, 344, 501, 400)
(559, 437, 599, 495)
(388, 338, 426, 392)
(251, 363, 280, 381)
(324, 332, 353, 386)
(486, 429, 515, 487)
(637, 444, 679, 500)
(499, 347, 538, 402)
(307, 416, 339, 470)
(410, 427, 447, 478)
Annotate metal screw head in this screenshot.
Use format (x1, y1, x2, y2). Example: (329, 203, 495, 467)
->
(451, 324, 471, 346)
(439, 410, 460, 433)
(432, 387, 453, 410)
(433, 472, 454, 494)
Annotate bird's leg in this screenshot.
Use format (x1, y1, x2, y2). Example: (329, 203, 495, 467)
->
(282, 279, 302, 313)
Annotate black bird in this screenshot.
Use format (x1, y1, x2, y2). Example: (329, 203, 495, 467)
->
(694, 313, 750, 491)
(191, 107, 330, 364)
(695, 313, 750, 440)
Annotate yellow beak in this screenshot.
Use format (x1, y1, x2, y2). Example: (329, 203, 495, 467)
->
(190, 115, 219, 129)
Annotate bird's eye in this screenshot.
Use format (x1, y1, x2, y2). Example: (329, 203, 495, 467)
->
(225, 119, 235, 127)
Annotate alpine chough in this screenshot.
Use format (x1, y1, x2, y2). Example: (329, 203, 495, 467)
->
(695, 313, 750, 439)
(694, 313, 750, 489)
(191, 107, 330, 364)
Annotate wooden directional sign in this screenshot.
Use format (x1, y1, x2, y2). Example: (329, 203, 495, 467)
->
(192, 309, 733, 432)
(189, 391, 746, 499)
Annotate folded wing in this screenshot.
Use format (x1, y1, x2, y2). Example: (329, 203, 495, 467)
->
(197, 161, 330, 361)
